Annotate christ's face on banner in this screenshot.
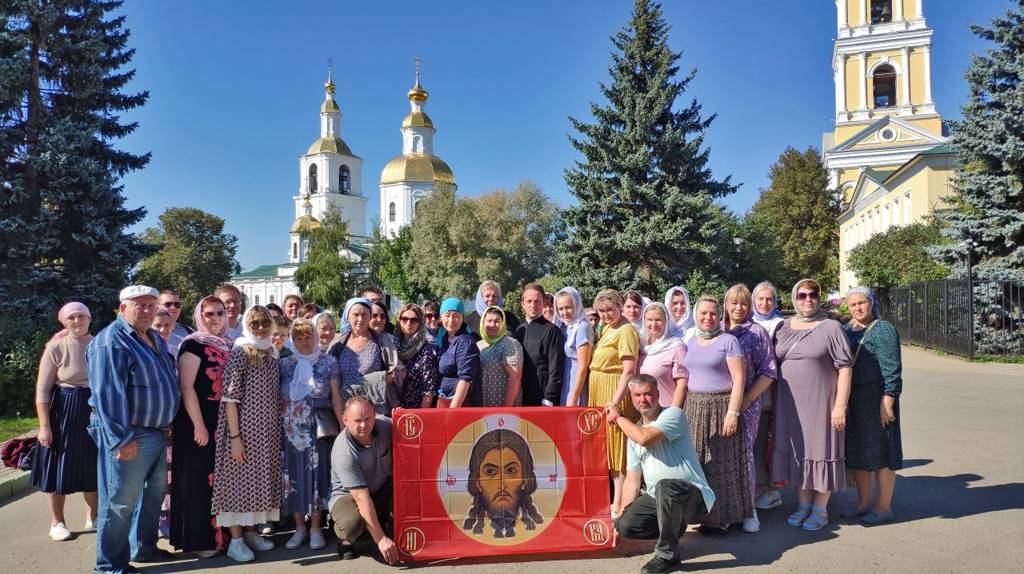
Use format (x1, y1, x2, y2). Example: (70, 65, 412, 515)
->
(479, 447, 525, 513)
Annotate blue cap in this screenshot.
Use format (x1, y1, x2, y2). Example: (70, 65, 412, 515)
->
(439, 297, 465, 315)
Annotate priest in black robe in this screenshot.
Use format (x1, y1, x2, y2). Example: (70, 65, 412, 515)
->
(513, 283, 565, 406)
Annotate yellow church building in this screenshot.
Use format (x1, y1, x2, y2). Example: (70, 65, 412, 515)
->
(823, 0, 956, 292)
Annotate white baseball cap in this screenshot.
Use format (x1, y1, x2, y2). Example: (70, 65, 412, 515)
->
(119, 285, 159, 302)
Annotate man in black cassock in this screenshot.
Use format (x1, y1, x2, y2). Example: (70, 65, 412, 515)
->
(513, 283, 565, 406)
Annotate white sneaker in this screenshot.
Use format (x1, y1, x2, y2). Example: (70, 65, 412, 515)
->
(49, 523, 72, 541)
(84, 517, 96, 530)
(258, 522, 273, 535)
(227, 539, 254, 562)
(285, 529, 307, 550)
(309, 530, 325, 550)
(244, 531, 274, 551)
(743, 510, 761, 533)
(755, 489, 783, 510)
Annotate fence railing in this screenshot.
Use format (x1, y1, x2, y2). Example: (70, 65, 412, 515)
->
(876, 280, 1023, 359)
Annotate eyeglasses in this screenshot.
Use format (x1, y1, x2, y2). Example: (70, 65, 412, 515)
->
(203, 310, 226, 318)
(423, 313, 437, 319)
(371, 313, 388, 320)
(162, 301, 181, 308)
(399, 316, 420, 324)
(796, 291, 820, 301)
(248, 319, 272, 329)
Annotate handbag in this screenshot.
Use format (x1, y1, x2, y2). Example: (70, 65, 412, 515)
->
(314, 406, 340, 440)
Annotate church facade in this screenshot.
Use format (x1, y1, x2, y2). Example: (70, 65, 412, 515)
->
(824, 0, 955, 292)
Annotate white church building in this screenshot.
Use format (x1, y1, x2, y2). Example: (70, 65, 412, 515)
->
(231, 64, 454, 306)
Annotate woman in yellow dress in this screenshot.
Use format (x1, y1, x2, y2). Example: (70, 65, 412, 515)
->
(588, 289, 640, 518)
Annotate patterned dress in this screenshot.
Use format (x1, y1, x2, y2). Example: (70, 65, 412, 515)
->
(477, 336, 524, 407)
(588, 321, 640, 472)
(211, 347, 282, 525)
(279, 354, 340, 515)
(398, 343, 441, 408)
(844, 320, 903, 471)
(336, 337, 387, 413)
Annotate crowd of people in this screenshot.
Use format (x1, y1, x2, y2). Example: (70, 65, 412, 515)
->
(31, 278, 905, 574)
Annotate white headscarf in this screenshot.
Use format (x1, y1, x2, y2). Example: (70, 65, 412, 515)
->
(552, 287, 593, 347)
(640, 302, 683, 356)
(285, 318, 321, 402)
(664, 286, 695, 334)
(232, 306, 277, 357)
(312, 311, 336, 351)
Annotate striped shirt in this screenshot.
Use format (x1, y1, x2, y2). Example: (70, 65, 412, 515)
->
(87, 315, 180, 451)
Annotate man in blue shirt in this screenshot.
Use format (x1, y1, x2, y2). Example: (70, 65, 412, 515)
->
(606, 374, 715, 574)
(87, 285, 180, 574)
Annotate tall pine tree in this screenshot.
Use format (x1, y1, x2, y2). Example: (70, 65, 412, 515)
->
(556, 0, 736, 299)
(1, 0, 150, 322)
(929, 2, 1024, 281)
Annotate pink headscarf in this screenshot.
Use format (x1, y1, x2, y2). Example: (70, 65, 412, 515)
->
(181, 295, 231, 351)
(49, 302, 91, 343)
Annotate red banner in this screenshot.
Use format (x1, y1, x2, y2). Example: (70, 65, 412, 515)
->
(393, 407, 614, 561)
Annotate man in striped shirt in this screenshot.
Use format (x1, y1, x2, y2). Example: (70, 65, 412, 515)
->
(87, 285, 180, 574)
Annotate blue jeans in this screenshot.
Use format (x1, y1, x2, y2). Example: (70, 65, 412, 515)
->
(90, 423, 167, 574)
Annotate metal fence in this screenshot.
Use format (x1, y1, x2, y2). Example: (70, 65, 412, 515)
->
(876, 280, 1024, 359)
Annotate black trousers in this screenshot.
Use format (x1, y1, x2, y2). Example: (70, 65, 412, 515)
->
(615, 479, 708, 561)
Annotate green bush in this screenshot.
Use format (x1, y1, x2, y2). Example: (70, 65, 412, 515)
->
(0, 314, 50, 417)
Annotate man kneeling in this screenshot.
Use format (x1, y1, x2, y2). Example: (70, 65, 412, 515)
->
(329, 396, 398, 564)
(607, 374, 717, 574)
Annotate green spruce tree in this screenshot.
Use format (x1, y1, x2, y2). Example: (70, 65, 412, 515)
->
(929, 3, 1024, 282)
(1, 0, 151, 322)
(556, 0, 736, 299)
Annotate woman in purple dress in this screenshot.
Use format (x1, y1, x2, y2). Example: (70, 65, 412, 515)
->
(394, 303, 441, 408)
(723, 284, 778, 534)
(771, 279, 853, 531)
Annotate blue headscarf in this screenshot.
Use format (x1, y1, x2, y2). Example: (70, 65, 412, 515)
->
(438, 297, 467, 347)
(473, 281, 503, 317)
(751, 281, 783, 321)
(846, 286, 880, 320)
(339, 297, 372, 334)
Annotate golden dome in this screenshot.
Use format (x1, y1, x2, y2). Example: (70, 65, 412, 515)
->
(407, 79, 428, 103)
(401, 111, 434, 129)
(321, 99, 339, 114)
(380, 153, 455, 186)
(306, 136, 353, 156)
(290, 214, 321, 234)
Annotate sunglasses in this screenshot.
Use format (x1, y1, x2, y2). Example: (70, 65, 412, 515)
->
(796, 291, 820, 301)
(423, 313, 437, 319)
(399, 316, 420, 324)
(248, 319, 272, 329)
(371, 313, 388, 320)
(203, 310, 226, 318)
(162, 301, 182, 308)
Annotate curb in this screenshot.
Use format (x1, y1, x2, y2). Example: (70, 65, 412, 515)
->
(0, 430, 37, 503)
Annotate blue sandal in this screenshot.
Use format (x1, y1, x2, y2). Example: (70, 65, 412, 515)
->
(787, 503, 812, 527)
(801, 505, 829, 531)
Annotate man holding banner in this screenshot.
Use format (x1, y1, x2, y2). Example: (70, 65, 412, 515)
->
(608, 374, 716, 574)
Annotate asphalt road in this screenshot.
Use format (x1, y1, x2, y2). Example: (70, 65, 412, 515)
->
(1, 345, 1021, 574)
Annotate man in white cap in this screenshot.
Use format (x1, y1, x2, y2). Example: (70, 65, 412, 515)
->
(87, 285, 180, 574)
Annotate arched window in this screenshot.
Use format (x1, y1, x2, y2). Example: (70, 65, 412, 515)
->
(269, 294, 275, 304)
(389, 202, 396, 222)
(339, 165, 350, 194)
(872, 65, 896, 108)
(414, 199, 421, 216)
(871, 1, 892, 24)
(255, 294, 260, 306)
(308, 164, 318, 194)
(292, 242, 297, 260)
(412, 135, 422, 153)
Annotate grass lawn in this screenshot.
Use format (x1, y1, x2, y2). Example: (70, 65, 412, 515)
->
(0, 416, 37, 443)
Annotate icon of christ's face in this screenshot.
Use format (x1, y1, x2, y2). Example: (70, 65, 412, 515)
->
(478, 447, 525, 513)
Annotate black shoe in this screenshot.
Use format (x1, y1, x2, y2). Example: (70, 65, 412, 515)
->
(337, 541, 358, 560)
(641, 555, 681, 574)
(696, 523, 730, 536)
(132, 549, 175, 562)
(124, 566, 143, 574)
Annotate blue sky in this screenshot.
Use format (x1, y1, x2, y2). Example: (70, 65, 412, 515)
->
(117, 0, 1009, 270)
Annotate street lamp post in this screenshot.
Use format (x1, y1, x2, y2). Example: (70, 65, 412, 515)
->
(963, 238, 976, 360)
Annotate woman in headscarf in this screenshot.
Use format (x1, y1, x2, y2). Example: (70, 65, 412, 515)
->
(476, 306, 525, 407)
(683, 295, 748, 534)
(723, 284, 778, 534)
(622, 290, 645, 332)
(211, 306, 282, 562)
(553, 287, 595, 407)
(637, 302, 688, 408)
(329, 298, 396, 416)
(589, 289, 640, 518)
(771, 279, 853, 532)
(169, 295, 231, 557)
(313, 312, 336, 352)
(279, 318, 340, 550)
(32, 302, 98, 541)
(394, 303, 441, 408)
(750, 281, 785, 511)
(436, 298, 482, 408)
(842, 287, 903, 525)
(665, 286, 695, 341)
(465, 280, 521, 339)
(422, 300, 442, 345)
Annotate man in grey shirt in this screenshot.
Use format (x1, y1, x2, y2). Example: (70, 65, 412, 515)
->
(329, 396, 397, 564)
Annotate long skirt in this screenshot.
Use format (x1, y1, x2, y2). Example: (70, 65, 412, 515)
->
(30, 386, 97, 494)
(684, 391, 752, 526)
(170, 405, 222, 552)
(588, 369, 636, 472)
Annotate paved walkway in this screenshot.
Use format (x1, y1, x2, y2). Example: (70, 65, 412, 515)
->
(1, 346, 1021, 573)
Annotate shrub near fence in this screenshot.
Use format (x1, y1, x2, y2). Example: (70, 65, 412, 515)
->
(877, 280, 1024, 359)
